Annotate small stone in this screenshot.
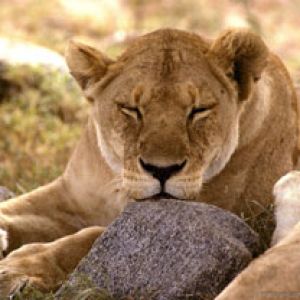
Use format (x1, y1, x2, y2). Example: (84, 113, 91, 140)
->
(0, 187, 15, 202)
(57, 199, 260, 300)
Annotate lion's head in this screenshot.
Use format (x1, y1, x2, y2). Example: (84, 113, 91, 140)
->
(65, 28, 268, 201)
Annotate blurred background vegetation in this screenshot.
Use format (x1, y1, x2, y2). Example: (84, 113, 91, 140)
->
(1, 0, 300, 193)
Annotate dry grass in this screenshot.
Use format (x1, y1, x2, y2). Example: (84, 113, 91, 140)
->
(242, 200, 275, 252)
(0, 62, 87, 193)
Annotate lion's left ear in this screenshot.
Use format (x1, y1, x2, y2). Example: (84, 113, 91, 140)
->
(65, 40, 114, 94)
(211, 29, 269, 101)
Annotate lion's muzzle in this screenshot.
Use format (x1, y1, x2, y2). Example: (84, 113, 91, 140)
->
(139, 158, 186, 187)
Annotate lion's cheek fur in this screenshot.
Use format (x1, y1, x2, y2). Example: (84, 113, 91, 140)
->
(93, 119, 124, 174)
(203, 119, 239, 182)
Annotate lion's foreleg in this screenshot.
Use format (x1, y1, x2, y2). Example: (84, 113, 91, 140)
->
(0, 226, 104, 296)
(0, 178, 88, 253)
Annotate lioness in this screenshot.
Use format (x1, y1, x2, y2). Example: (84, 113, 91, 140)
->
(0, 28, 298, 296)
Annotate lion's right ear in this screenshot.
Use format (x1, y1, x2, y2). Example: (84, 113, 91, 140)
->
(65, 40, 114, 92)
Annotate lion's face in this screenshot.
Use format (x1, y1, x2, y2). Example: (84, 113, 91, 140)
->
(92, 71, 239, 201)
(66, 29, 268, 201)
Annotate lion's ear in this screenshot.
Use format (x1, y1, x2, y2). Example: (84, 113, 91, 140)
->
(65, 40, 114, 92)
(211, 29, 269, 101)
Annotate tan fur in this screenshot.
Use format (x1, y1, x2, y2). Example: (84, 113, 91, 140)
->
(0, 28, 298, 296)
(215, 171, 300, 300)
(215, 230, 300, 300)
(272, 171, 300, 245)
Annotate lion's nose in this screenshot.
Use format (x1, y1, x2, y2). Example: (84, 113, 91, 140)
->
(139, 158, 186, 186)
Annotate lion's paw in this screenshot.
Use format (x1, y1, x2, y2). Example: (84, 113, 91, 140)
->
(0, 243, 63, 298)
(272, 171, 300, 245)
(0, 268, 42, 299)
(0, 228, 8, 259)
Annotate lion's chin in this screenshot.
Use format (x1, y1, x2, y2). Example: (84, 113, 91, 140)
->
(123, 177, 201, 202)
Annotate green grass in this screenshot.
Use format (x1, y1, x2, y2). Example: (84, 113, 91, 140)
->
(13, 286, 115, 300)
(11, 274, 145, 300)
(6, 274, 114, 299)
(12, 287, 115, 300)
(0, 62, 88, 194)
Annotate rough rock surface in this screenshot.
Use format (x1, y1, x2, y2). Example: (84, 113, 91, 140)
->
(57, 199, 260, 300)
(0, 186, 15, 201)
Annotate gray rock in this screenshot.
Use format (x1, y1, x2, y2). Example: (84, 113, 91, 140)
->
(0, 187, 15, 201)
(57, 199, 260, 300)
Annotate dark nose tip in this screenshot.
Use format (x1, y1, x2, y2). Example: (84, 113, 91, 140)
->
(140, 158, 186, 185)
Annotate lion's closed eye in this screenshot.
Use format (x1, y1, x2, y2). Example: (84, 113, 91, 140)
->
(119, 105, 142, 121)
(188, 105, 216, 122)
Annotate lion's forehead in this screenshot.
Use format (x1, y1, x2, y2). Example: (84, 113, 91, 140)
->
(115, 30, 213, 83)
(120, 47, 211, 81)
(99, 30, 228, 108)
(119, 28, 210, 62)
(140, 82, 218, 108)
(106, 56, 223, 108)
